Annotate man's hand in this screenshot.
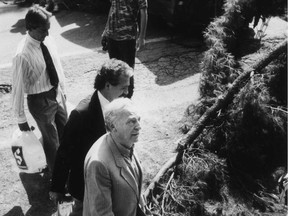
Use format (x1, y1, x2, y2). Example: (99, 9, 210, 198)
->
(49, 191, 64, 204)
(101, 35, 109, 51)
(136, 37, 145, 51)
(137, 8, 147, 52)
(18, 122, 30, 131)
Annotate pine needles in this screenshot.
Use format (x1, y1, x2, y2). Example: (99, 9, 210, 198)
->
(146, 0, 287, 215)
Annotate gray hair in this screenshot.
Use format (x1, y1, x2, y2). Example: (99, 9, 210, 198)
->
(104, 98, 135, 132)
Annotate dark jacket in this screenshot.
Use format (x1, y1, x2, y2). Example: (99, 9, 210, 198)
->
(51, 90, 106, 201)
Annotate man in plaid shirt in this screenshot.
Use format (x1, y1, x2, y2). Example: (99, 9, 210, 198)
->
(102, 0, 148, 98)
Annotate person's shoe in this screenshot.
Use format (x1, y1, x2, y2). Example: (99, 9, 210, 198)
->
(41, 166, 52, 179)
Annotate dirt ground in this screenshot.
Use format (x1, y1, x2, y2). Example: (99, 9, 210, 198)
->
(0, 9, 287, 215)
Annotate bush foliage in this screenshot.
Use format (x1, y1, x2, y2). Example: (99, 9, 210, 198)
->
(148, 0, 287, 215)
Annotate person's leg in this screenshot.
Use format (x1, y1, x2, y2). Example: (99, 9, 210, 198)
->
(55, 90, 68, 143)
(69, 199, 83, 216)
(27, 88, 60, 172)
(121, 39, 136, 69)
(120, 40, 136, 98)
(126, 76, 134, 99)
(108, 38, 136, 98)
(107, 38, 120, 60)
(108, 39, 136, 68)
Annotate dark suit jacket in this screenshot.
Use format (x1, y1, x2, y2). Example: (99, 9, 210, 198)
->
(83, 133, 144, 216)
(51, 90, 106, 201)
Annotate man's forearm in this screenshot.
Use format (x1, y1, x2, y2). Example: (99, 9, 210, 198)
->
(139, 8, 148, 40)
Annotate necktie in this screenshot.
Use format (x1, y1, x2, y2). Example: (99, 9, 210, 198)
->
(128, 149, 140, 182)
(129, 147, 134, 159)
(40, 42, 59, 87)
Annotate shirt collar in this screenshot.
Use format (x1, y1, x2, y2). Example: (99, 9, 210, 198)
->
(110, 134, 134, 159)
(98, 90, 110, 114)
(27, 33, 41, 48)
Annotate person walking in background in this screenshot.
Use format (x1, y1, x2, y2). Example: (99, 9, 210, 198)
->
(83, 98, 149, 216)
(49, 59, 133, 215)
(102, 0, 148, 98)
(38, 0, 60, 13)
(11, 5, 67, 173)
(45, 0, 63, 13)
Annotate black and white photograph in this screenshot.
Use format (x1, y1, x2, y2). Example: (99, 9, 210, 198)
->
(0, 0, 287, 215)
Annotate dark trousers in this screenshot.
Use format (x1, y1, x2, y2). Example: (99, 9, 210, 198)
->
(108, 38, 136, 98)
(27, 87, 67, 172)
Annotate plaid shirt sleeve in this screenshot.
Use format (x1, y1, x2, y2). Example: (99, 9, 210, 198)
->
(138, 0, 147, 9)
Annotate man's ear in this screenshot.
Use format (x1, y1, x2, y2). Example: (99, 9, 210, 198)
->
(110, 123, 117, 132)
(105, 82, 110, 89)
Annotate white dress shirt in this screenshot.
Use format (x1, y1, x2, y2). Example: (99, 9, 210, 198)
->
(97, 90, 110, 117)
(11, 34, 66, 124)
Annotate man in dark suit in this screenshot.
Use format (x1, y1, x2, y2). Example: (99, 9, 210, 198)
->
(83, 98, 148, 216)
(49, 59, 133, 215)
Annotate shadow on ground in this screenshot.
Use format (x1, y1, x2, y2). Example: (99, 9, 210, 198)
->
(20, 172, 54, 216)
(10, 18, 26, 34)
(3, 206, 24, 216)
(54, 11, 175, 51)
(2, 171, 56, 216)
(55, 11, 107, 49)
(136, 37, 205, 86)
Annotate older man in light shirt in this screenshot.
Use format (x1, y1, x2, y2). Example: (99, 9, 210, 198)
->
(83, 98, 149, 216)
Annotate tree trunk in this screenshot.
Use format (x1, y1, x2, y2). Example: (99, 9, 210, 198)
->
(143, 154, 177, 200)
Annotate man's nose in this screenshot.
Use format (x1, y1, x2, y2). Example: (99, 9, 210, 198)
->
(135, 121, 141, 130)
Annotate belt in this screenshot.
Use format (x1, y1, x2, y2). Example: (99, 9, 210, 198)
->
(27, 87, 56, 99)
